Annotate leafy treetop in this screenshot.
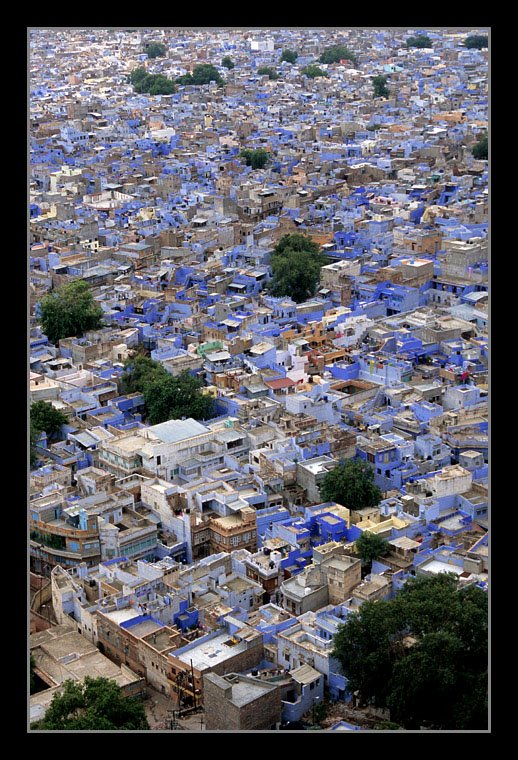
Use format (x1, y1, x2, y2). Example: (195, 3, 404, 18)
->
(257, 66, 279, 80)
(32, 677, 150, 730)
(222, 56, 235, 69)
(240, 148, 270, 169)
(268, 233, 326, 303)
(319, 45, 357, 65)
(472, 134, 488, 160)
(121, 357, 215, 425)
(39, 280, 104, 345)
(372, 75, 389, 98)
(355, 531, 389, 567)
(31, 401, 68, 438)
(406, 35, 432, 49)
(129, 67, 176, 95)
(331, 574, 488, 730)
(319, 458, 383, 510)
(464, 35, 488, 49)
(177, 64, 223, 86)
(280, 49, 298, 63)
(302, 64, 328, 79)
(144, 41, 166, 59)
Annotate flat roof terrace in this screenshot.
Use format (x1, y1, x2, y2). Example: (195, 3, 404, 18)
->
(228, 678, 273, 707)
(173, 632, 248, 671)
(125, 619, 164, 639)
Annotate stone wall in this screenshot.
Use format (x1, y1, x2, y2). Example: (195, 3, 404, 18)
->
(204, 673, 281, 730)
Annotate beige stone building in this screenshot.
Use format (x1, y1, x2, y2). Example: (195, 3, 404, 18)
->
(204, 672, 281, 730)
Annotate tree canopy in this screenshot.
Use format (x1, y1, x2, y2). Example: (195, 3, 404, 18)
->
(120, 354, 168, 396)
(464, 35, 488, 49)
(129, 67, 176, 95)
(372, 75, 389, 98)
(32, 677, 150, 730)
(319, 458, 383, 510)
(472, 134, 488, 160)
(121, 357, 215, 424)
(240, 148, 270, 169)
(302, 64, 328, 79)
(319, 45, 356, 65)
(257, 66, 279, 80)
(222, 56, 235, 69)
(177, 64, 223, 87)
(130, 67, 149, 85)
(355, 531, 389, 567)
(39, 280, 104, 345)
(145, 371, 216, 425)
(30, 401, 69, 469)
(406, 35, 432, 49)
(144, 41, 166, 59)
(280, 49, 298, 63)
(268, 234, 326, 303)
(31, 401, 68, 438)
(331, 574, 488, 730)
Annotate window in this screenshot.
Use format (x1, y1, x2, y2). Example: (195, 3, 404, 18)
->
(156, 456, 161, 466)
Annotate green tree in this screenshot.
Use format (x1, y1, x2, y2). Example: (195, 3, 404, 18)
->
(133, 74, 154, 93)
(120, 354, 168, 396)
(222, 56, 235, 69)
(31, 401, 68, 439)
(319, 45, 357, 65)
(464, 35, 488, 49)
(148, 74, 176, 95)
(355, 531, 389, 570)
(176, 73, 194, 86)
(39, 280, 104, 344)
(319, 458, 382, 510)
(269, 250, 322, 303)
(331, 574, 488, 729)
(121, 356, 216, 424)
(372, 75, 389, 98)
(280, 49, 298, 63)
(144, 41, 166, 59)
(332, 596, 401, 708)
(472, 134, 488, 160)
(240, 148, 270, 169)
(33, 677, 150, 730)
(268, 234, 326, 303)
(257, 66, 279, 80)
(129, 67, 148, 86)
(302, 64, 328, 79)
(191, 64, 223, 85)
(145, 371, 216, 425)
(130, 68, 176, 95)
(177, 65, 223, 87)
(406, 35, 432, 49)
(273, 233, 321, 256)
